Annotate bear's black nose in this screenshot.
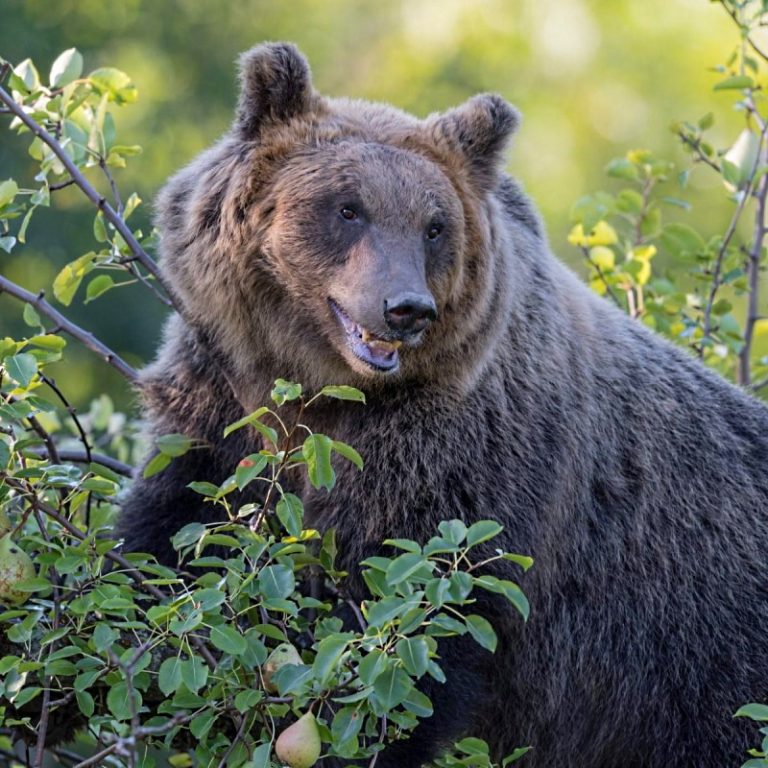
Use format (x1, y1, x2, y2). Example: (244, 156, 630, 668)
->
(384, 292, 437, 334)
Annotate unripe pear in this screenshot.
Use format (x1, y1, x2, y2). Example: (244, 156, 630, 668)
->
(723, 128, 761, 191)
(263, 642, 303, 693)
(0, 535, 35, 605)
(275, 711, 321, 768)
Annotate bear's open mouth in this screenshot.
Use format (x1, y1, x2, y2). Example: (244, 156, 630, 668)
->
(329, 298, 401, 372)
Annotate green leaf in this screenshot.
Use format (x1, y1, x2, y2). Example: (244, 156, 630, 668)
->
(210, 625, 247, 656)
(22, 304, 41, 328)
(187, 481, 221, 496)
(158, 656, 183, 696)
(303, 433, 335, 491)
(12, 59, 40, 92)
(0, 179, 19, 208)
(373, 664, 413, 709)
(313, 633, 353, 686)
(464, 614, 497, 652)
(271, 378, 302, 405)
(180, 656, 208, 693)
(142, 452, 171, 478)
(84, 275, 116, 304)
(50, 48, 83, 87)
(5, 353, 37, 388)
(249, 743, 273, 768)
(223, 406, 278, 445)
(466, 520, 503, 547)
(713, 74, 754, 91)
(234, 453, 268, 490)
(503, 747, 533, 764)
(365, 596, 408, 628)
(318, 385, 366, 403)
(473, 575, 530, 621)
(332, 440, 364, 470)
(660, 223, 705, 259)
(276, 493, 304, 537)
(257, 564, 295, 600)
(385, 552, 430, 586)
(53, 252, 97, 306)
(89, 67, 138, 103)
(438, 519, 467, 546)
(189, 712, 216, 740)
(332, 706, 364, 746)
(75, 690, 95, 718)
(156, 433, 192, 457)
(605, 157, 639, 181)
(92, 622, 118, 652)
(0, 236, 15, 253)
(396, 636, 429, 677)
(735, 703, 768, 721)
(107, 681, 140, 720)
(171, 523, 207, 551)
(501, 553, 534, 572)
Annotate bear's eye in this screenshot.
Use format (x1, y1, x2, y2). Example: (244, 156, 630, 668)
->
(339, 206, 358, 221)
(427, 224, 443, 241)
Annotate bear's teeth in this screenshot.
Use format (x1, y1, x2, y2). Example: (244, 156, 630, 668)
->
(368, 339, 402, 352)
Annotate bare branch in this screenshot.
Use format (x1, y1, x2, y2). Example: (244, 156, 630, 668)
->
(0, 82, 180, 311)
(0, 275, 139, 382)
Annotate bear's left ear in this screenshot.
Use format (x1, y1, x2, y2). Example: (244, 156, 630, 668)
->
(236, 42, 314, 140)
(430, 94, 520, 187)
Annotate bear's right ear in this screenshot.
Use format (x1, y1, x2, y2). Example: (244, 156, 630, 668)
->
(236, 42, 314, 140)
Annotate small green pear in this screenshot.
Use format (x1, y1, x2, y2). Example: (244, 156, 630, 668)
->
(0, 535, 35, 605)
(275, 711, 321, 768)
(263, 642, 303, 693)
(723, 128, 761, 191)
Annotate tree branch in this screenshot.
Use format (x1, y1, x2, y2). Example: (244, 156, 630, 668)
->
(0, 275, 139, 383)
(0, 82, 179, 311)
(26, 447, 133, 477)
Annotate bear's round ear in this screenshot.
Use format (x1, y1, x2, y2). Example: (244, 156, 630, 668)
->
(236, 42, 314, 140)
(430, 94, 520, 188)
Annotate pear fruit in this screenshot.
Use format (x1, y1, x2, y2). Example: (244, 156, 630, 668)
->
(263, 642, 303, 693)
(723, 128, 761, 191)
(0, 535, 35, 605)
(275, 711, 321, 768)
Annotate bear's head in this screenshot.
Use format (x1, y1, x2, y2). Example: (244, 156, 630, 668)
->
(158, 43, 528, 391)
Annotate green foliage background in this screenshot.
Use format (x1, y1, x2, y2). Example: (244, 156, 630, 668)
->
(0, 0, 752, 409)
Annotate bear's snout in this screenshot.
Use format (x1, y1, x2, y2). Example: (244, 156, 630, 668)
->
(383, 292, 437, 336)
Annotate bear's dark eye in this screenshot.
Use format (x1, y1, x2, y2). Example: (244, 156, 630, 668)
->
(340, 206, 358, 221)
(427, 224, 443, 241)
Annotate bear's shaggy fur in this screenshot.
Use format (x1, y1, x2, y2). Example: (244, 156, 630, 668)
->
(119, 43, 768, 767)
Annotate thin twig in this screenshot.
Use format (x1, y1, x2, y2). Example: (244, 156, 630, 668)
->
(26, 446, 133, 477)
(719, 0, 768, 64)
(0, 82, 179, 310)
(0, 275, 138, 382)
(579, 247, 623, 309)
(738, 162, 768, 385)
(676, 131, 722, 173)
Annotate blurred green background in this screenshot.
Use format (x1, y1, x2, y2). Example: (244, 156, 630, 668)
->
(0, 0, 745, 411)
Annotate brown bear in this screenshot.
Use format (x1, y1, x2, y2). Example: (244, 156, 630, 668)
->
(118, 43, 768, 767)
